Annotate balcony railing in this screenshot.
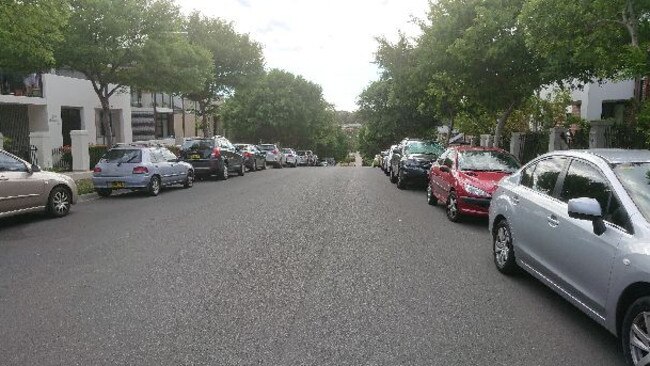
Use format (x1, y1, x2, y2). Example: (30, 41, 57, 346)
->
(0, 71, 43, 97)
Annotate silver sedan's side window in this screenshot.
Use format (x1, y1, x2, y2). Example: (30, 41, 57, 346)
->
(523, 157, 567, 196)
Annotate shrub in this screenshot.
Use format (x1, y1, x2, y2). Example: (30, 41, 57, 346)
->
(89, 145, 108, 170)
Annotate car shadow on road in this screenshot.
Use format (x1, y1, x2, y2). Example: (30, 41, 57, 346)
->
(0, 212, 51, 231)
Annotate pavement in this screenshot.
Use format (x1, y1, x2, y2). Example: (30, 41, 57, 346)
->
(0, 167, 624, 365)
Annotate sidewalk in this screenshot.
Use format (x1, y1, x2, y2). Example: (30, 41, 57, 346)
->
(62, 171, 93, 180)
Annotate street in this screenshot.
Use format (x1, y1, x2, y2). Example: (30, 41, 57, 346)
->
(0, 167, 623, 365)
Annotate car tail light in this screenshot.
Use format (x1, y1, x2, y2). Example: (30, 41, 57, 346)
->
(244, 152, 252, 158)
(272, 149, 279, 155)
(93, 166, 102, 173)
(287, 154, 293, 157)
(132, 166, 149, 174)
(211, 147, 221, 158)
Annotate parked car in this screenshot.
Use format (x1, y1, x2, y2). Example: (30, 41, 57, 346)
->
(488, 149, 650, 366)
(427, 146, 520, 222)
(258, 144, 285, 168)
(312, 154, 319, 166)
(93, 145, 194, 197)
(235, 144, 267, 171)
(281, 148, 299, 167)
(0, 149, 78, 218)
(383, 146, 396, 175)
(379, 150, 389, 171)
(296, 150, 308, 166)
(180, 136, 245, 179)
(393, 140, 444, 189)
(389, 138, 418, 183)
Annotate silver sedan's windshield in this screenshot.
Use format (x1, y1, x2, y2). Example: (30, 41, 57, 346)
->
(613, 162, 650, 221)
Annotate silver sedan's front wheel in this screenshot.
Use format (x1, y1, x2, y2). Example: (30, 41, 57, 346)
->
(493, 219, 517, 274)
(625, 304, 650, 366)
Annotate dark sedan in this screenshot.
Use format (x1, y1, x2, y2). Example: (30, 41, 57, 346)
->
(235, 144, 267, 171)
(395, 140, 444, 189)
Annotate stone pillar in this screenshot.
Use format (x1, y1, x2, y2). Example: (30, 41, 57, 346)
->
(589, 120, 613, 149)
(0, 133, 3, 150)
(510, 132, 524, 160)
(549, 127, 569, 152)
(70, 130, 90, 171)
(29, 131, 52, 168)
(480, 134, 494, 147)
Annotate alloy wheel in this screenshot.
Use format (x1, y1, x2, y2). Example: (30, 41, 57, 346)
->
(494, 226, 511, 268)
(447, 194, 459, 221)
(150, 176, 160, 196)
(630, 312, 650, 365)
(52, 190, 70, 215)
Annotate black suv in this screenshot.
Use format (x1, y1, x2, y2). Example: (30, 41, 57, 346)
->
(391, 139, 444, 189)
(180, 136, 245, 180)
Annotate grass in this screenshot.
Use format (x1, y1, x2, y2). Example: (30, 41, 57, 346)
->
(76, 178, 95, 195)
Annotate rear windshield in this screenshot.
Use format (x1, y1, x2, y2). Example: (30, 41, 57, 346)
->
(281, 148, 292, 153)
(102, 149, 142, 163)
(296, 151, 306, 155)
(259, 145, 275, 151)
(182, 140, 214, 150)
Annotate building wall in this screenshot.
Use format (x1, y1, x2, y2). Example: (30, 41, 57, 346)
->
(42, 74, 132, 147)
(174, 112, 198, 140)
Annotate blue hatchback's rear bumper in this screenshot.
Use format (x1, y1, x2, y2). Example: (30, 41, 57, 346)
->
(92, 175, 151, 189)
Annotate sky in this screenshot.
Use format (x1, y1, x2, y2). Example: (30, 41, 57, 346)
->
(175, 0, 430, 112)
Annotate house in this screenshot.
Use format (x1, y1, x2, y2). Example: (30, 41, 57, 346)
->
(0, 69, 132, 167)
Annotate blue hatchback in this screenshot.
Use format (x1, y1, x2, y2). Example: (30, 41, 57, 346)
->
(92, 145, 194, 197)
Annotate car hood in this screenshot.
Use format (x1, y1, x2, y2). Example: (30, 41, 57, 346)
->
(404, 153, 438, 162)
(458, 171, 512, 194)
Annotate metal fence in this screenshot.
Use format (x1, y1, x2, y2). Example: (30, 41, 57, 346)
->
(52, 146, 72, 172)
(604, 124, 650, 150)
(518, 131, 549, 164)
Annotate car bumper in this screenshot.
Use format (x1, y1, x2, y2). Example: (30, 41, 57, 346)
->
(92, 175, 151, 189)
(185, 160, 223, 175)
(399, 167, 429, 182)
(458, 196, 492, 216)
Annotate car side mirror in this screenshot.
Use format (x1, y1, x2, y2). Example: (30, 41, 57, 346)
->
(393, 148, 400, 154)
(568, 197, 606, 236)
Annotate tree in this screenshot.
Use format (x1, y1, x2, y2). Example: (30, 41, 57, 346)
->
(56, 0, 209, 147)
(520, 0, 650, 100)
(221, 69, 348, 160)
(0, 0, 68, 72)
(185, 13, 264, 137)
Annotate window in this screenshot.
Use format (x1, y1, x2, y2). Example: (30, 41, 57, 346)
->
(614, 162, 650, 223)
(437, 150, 450, 165)
(149, 149, 165, 163)
(561, 160, 629, 229)
(102, 149, 142, 163)
(154, 113, 174, 139)
(457, 150, 520, 173)
(527, 157, 566, 195)
(520, 163, 536, 188)
(160, 148, 177, 161)
(0, 152, 27, 172)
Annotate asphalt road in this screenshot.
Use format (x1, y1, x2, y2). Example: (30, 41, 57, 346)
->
(0, 166, 624, 365)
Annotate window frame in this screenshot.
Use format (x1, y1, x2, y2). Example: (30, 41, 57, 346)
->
(519, 156, 568, 198)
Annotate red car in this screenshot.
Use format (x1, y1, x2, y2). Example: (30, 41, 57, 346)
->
(427, 146, 521, 222)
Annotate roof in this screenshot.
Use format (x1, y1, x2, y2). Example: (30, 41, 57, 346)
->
(547, 149, 650, 164)
(449, 145, 508, 152)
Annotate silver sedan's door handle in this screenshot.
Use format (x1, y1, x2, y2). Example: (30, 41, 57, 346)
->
(547, 215, 560, 227)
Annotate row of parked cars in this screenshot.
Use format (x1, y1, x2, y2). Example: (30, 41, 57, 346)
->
(376, 138, 650, 366)
(0, 135, 330, 219)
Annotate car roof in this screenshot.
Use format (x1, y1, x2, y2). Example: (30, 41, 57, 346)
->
(546, 149, 650, 165)
(449, 145, 507, 152)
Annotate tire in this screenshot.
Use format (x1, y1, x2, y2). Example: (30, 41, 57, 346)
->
(446, 192, 461, 222)
(396, 170, 407, 190)
(239, 163, 245, 176)
(277, 162, 283, 169)
(262, 161, 267, 170)
(148, 176, 161, 196)
(623, 297, 650, 366)
(47, 186, 72, 217)
(97, 189, 112, 197)
(183, 171, 194, 189)
(390, 169, 398, 184)
(493, 219, 517, 274)
(426, 185, 437, 206)
(253, 160, 258, 171)
(217, 162, 228, 180)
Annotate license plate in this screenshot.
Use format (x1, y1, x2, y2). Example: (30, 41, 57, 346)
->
(191, 154, 201, 160)
(111, 181, 125, 189)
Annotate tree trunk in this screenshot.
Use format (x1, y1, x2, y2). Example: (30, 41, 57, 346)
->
(99, 96, 114, 147)
(153, 92, 158, 140)
(199, 100, 209, 137)
(181, 97, 186, 139)
(493, 103, 516, 148)
(446, 113, 455, 146)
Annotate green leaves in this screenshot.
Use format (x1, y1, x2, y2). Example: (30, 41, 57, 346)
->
(0, 0, 68, 72)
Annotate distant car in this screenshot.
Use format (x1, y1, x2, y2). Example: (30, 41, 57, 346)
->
(281, 148, 299, 167)
(258, 144, 285, 168)
(0, 149, 78, 218)
(428, 146, 520, 222)
(489, 149, 650, 366)
(385, 144, 398, 177)
(296, 150, 308, 166)
(93, 145, 194, 197)
(235, 143, 267, 171)
(394, 140, 444, 189)
(379, 150, 389, 171)
(180, 136, 245, 179)
(312, 154, 319, 166)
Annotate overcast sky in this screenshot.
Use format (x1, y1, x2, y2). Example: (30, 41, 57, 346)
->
(175, 0, 430, 112)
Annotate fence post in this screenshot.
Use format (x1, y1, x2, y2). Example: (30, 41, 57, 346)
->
(549, 127, 569, 152)
(510, 132, 524, 161)
(480, 134, 494, 147)
(0, 133, 3, 150)
(70, 130, 90, 171)
(29, 131, 52, 168)
(589, 120, 613, 148)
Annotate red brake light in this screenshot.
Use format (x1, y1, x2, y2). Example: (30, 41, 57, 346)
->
(211, 147, 221, 158)
(244, 152, 252, 158)
(93, 166, 102, 173)
(272, 149, 279, 154)
(132, 166, 148, 174)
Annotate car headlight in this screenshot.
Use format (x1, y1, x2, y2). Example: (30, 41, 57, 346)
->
(464, 184, 490, 197)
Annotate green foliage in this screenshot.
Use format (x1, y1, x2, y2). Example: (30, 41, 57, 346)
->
(0, 0, 68, 72)
(89, 145, 108, 169)
(221, 69, 349, 161)
(75, 179, 94, 195)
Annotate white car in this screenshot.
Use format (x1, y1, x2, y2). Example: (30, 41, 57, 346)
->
(257, 144, 285, 168)
(281, 148, 298, 167)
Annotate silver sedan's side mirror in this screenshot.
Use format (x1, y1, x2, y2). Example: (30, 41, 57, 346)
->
(568, 197, 606, 236)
